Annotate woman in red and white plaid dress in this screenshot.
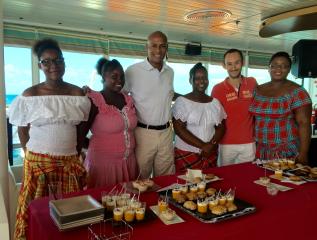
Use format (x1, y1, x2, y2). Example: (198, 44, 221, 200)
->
(249, 52, 312, 164)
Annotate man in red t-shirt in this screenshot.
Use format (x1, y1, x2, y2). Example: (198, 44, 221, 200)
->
(211, 49, 257, 166)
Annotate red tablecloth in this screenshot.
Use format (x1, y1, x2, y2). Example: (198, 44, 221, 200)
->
(27, 163, 317, 240)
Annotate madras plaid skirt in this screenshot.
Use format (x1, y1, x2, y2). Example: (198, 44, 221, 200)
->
(14, 151, 87, 240)
(174, 148, 217, 174)
(256, 139, 299, 160)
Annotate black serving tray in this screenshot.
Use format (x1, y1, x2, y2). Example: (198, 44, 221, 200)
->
(159, 191, 256, 223)
(104, 207, 157, 225)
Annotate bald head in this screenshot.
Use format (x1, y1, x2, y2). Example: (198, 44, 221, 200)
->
(147, 31, 168, 43)
(146, 31, 168, 71)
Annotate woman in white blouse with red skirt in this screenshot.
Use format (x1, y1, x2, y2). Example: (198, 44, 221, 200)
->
(172, 63, 226, 173)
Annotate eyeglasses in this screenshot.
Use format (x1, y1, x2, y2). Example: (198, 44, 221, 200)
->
(269, 64, 290, 70)
(39, 58, 64, 67)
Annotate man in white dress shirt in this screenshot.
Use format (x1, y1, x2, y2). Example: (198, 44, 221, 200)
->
(125, 31, 175, 178)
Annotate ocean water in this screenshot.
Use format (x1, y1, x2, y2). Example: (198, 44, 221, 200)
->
(6, 94, 18, 105)
(7, 94, 23, 165)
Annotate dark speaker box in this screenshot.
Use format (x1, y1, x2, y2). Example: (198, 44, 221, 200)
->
(291, 39, 317, 78)
(185, 44, 202, 56)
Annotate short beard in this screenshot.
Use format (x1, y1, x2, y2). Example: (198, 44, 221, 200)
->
(229, 71, 241, 79)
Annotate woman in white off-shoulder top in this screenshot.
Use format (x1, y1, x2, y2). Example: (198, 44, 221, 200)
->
(8, 39, 91, 240)
(172, 63, 227, 173)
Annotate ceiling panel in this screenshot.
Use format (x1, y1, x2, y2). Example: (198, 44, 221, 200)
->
(3, 0, 317, 53)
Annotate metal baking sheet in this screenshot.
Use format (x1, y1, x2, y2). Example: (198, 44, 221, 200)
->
(50, 210, 103, 231)
(159, 191, 256, 223)
(49, 195, 104, 224)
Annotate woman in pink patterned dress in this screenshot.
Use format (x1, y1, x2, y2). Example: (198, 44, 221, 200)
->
(81, 58, 138, 188)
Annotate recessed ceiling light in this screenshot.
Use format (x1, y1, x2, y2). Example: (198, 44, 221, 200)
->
(19, 17, 24, 20)
(58, 22, 62, 25)
(184, 8, 232, 22)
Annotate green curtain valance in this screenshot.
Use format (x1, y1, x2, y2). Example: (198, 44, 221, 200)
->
(249, 51, 272, 67)
(4, 24, 109, 55)
(4, 23, 274, 66)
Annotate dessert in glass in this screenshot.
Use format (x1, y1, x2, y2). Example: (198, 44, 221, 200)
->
(116, 198, 127, 208)
(189, 185, 198, 194)
(274, 169, 283, 180)
(197, 199, 208, 214)
(218, 195, 227, 206)
(287, 159, 295, 169)
(180, 185, 188, 194)
(124, 207, 135, 222)
(129, 199, 141, 210)
(113, 207, 124, 221)
(101, 191, 112, 208)
(197, 181, 206, 192)
(106, 199, 116, 212)
(208, 197, 219, 209)
(135, 202, 146, 221)
(172, 188, 181, 200)
(226, 190, 235, 204)
(158, 196, 168, 213)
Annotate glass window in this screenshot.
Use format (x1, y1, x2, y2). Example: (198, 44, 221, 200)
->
(311, 79, 317, 106)
(4, 46, 33, 165)
(112, 56, 142, 71)
(248, 68, 270, 85)
(208, 65, 227, 94)
(4, 46, 32, 105)
(168, 62, 195, 95)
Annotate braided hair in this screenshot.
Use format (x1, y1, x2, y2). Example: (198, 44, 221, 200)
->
(189, 62, 207, 84)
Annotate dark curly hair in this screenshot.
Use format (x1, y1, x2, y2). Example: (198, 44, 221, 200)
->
(269, 51, 292, 67)
(32, 38, 63, 60)
(189, 62, 207, 83)
(96, 57, 124, 81)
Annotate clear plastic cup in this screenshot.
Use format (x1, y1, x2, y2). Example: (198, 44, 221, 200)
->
(172, 188, 181, 200)
(197, 200, 208, 213)
(197, 182, 206, 192)
(208, 197, 219, 209)
(274, 169, 283, 180)
(124, 208, 135, 222)
(189, 185, 198, 194)
(48, 182, 62, 200)
(158, 196, 168, 213)
(135, 202, 146, 221)
(218, 195, 227, 206)
(266, 183, 279, 196)
(113, 207, 124, 221)
(101, 191, 112, 208)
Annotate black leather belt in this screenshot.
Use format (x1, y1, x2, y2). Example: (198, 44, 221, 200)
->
(137, 122, 170, 130)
